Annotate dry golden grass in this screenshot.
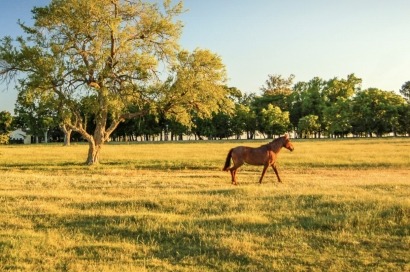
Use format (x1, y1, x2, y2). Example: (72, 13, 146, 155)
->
(0, 138, 409, 271)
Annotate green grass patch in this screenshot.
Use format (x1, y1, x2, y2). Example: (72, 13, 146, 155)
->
(0, 138, 409, 271)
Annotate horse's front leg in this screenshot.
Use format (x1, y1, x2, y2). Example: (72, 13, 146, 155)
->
(272, 163, 282, 183)
(259, 164, 269, 184)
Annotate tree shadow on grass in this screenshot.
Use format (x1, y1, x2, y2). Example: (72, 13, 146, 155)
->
(67, 200, 162, 212)
(57, 213, 255, 269)
(266, 194, 410, 236)
(17, 192, 409, 270)
(1, 160, 218, 171)
(103, 159, 217, 171)
(0, 161, 87, 171)
(19, 210, 265, 270)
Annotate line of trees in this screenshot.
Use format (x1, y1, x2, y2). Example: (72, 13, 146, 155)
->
(113, 75, 410, 140)
(2, 74, 410, 145)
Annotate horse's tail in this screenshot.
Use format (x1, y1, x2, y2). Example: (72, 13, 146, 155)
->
(223, 149, 233, 171)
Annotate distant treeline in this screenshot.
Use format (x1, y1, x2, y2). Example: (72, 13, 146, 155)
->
(3, 74, 409, 144)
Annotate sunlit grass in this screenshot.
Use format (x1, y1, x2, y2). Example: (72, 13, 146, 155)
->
(0, 138, 409, 271)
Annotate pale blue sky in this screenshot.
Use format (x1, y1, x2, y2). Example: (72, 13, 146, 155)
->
(1, 0, 410, 113)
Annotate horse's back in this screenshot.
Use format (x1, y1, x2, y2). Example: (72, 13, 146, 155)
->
(232, 145, 270, 166)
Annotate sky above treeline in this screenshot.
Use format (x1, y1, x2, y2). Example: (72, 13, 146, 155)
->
(1, 0, 409, 112)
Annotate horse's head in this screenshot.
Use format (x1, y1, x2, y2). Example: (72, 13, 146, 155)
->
(283, 133, 294, 152)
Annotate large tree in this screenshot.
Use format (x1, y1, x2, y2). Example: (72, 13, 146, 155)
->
(254, 74, 295, 113)
(290, 77, 326, 137)
(323, 97, 352, 137)
(351, 89, 406, 137)
(158, 49, 231, 126)
(321, 74, 361, 137)
(0, 0, 229, 164)
(323, 73, 362, 104)
(258, 104, 291, 138)
(260, 74, 295, 96)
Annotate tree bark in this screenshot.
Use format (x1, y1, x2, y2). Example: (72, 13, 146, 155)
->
(64, 130, 72, 146)
(86, 138, 103, 165)
(43, 131, 48, 143)
(60, 123, 72, 146)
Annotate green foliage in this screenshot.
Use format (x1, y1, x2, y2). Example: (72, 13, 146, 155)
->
(14, 85, 58, 141)
(323, 97, 352, 137)
(260, 74, 294, 96)
(191, 112, 235, 140)
(231, 104, 257, 139)
(0, 134, 9, 144)
(397, 103, 410, 135)
(258, 74, 294, 112)
(161, 49, 231, 126)
(0, 111, 13, 144)
(399, 81, 410, 102)
(299, 77, 326, 117)
(323, 73, 362, 103)
(351, 89, 406, 136)
(258, 104, 291, 137)
(297, 115, 321, 138)
(0, 111, 12, 133)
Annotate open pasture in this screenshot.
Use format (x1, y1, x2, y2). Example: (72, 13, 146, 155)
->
(0, 138, 409, 271)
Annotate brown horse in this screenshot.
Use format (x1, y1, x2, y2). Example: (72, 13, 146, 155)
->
(223, 134, 294, 185)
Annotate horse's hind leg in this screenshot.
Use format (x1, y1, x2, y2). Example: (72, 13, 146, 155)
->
(229, 169, 236, 185)
(230, 162, 243, 185)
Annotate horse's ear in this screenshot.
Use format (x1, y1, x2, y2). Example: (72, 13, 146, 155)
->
(284, 133, 289, 139)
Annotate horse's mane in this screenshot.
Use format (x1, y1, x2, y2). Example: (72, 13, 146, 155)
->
(263, 136, 286, 152)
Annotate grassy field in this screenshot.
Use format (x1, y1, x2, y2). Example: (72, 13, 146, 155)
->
(0, 137, 409, 271)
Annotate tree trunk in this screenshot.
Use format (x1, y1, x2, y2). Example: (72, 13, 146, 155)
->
(86, 139, 103, 165)
(66, 106, 143, 165)
(85, 119, 111, 165)
(60, 123, 72, 146)
(64, 129, 72, 146)
(43, 130, 49, 143)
